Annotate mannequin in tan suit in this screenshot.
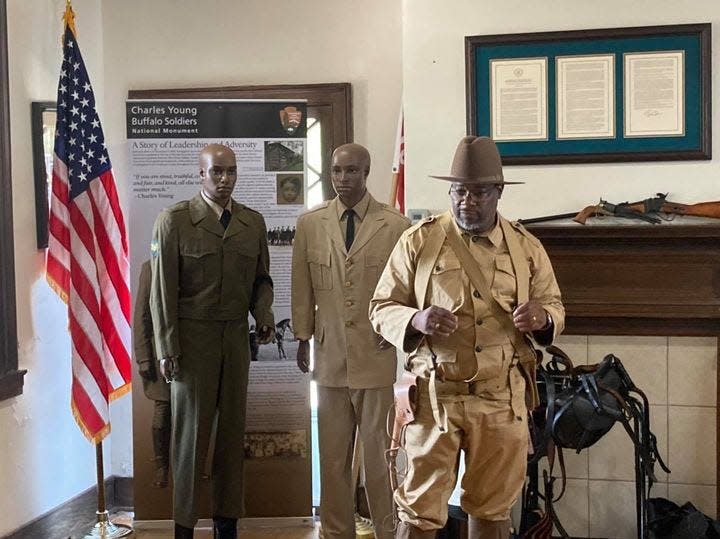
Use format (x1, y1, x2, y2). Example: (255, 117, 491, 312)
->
(292, 144, 410, 539)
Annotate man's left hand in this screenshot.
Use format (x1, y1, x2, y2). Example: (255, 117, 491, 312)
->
(512, 301, 550, 333)
(257, 325, 275, 345)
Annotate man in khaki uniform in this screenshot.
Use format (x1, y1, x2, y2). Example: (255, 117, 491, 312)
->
(369, 137, 565, 539)
(133, 259, 171, 488)
(150, 144, 275, 539)
(292, 143, 410, 539)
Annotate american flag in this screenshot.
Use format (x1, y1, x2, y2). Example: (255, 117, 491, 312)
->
(46, 6, 132, 443)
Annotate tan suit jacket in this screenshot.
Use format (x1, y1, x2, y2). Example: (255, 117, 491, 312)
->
(291, 194, 410, 389)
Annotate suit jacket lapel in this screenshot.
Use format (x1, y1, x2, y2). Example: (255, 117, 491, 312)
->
(321, 198, 348, 253)
(348, 196, 386, 256)
(189, 194, 224, 237)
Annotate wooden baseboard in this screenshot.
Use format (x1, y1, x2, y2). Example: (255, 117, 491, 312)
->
(3, 475, 133, 539)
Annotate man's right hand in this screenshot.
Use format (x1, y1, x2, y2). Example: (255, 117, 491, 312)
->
(410, 306, 458, 338)
(159, 356, 180, 382)
(297, 340, 310, 373)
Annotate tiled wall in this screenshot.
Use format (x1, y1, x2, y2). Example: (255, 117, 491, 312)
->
(539, 335, 718, 538)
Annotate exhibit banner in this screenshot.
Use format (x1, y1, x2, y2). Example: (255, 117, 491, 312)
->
(127, 99, 312, 520)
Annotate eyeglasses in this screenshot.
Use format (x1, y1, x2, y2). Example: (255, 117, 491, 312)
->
(449, 185, 499, 200)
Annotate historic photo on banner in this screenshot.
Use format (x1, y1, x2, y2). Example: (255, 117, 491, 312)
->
(624, 51, 685, 137)
(490, 57, 548, 141)
(556, 54, 615, 139)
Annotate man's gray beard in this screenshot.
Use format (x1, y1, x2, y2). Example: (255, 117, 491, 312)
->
(454, 214, 486, 232)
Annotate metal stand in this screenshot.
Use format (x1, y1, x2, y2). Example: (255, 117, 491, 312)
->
(82, 443, 133, 538)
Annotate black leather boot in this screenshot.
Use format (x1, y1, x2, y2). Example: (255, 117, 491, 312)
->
(174, 522, 194, 539)
(213, 516, 238, 539)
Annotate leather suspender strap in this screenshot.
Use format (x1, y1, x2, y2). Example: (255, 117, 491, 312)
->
(413, 218, 445, 310)
(500, 217, 529, 305)
(438, 213, 540, 408)
(412, 216, 450, 432)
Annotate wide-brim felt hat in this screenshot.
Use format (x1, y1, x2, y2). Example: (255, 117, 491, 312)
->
(430, 136, 523, 185)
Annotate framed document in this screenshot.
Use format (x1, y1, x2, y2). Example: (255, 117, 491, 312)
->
(465, 23, 711, 164)
(490, 57, 548, 141)
(624, 51, 684, 137)
(556, 54, 614, 140)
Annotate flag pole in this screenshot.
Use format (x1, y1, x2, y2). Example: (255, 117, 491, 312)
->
(389, 171, 399, 207)
(82, 443, 132, 538)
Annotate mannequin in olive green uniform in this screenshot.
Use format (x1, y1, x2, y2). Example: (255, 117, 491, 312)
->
(150, 144, 275, 539)
(370, 137, 565, 539)
(133, 259, 171, 488)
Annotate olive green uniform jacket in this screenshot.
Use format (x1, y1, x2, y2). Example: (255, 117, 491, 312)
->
(150, 193, 274, 528)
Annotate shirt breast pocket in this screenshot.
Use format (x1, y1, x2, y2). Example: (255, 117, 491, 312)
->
(364, 255, 386, 285)
(180, 240, 220, 295)
(308, 249, 332, 290)
(224, 239, 259, 284)
(429, 256, 463, 311)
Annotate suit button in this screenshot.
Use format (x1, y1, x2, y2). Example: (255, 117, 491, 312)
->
(345, 281, 352, 287)
(471, 235, 480, 243)
(345, 300, 353, 307)
(476, 319, 483, 326)
(435, 265, 442, 271)
(345, 259, 352, 267)
(475, 346, 483, 353)
(473, 290, 481, 298)
(345, 320, 354, 328)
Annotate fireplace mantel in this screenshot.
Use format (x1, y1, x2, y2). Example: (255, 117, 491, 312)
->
(527, 216, 720, 517)
(525, 218, 720, 336)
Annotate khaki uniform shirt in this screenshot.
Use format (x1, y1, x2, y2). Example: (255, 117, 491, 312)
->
(370, 212, 564, 390)
(291, 192, 410, 388)
(150, 193, 274, 359)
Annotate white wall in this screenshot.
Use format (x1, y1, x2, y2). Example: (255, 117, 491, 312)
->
(1, 1, 113, 536)
(403, 0, 720, 216)
(101, 0, 403, 208)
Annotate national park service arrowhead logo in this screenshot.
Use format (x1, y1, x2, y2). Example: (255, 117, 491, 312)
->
(279, 106, 303, 135)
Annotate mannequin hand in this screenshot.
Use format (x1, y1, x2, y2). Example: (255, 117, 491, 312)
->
(297, 340, 310, 373)
(159, 356, 179, 382)
(257, 325, 275, 345)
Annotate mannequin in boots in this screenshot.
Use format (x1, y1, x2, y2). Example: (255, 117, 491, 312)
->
(370, 137, 565, 539)
(133, 260, 171, 488)
(151, 144, 275, 539)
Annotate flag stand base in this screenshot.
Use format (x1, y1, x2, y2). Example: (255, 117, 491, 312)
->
(82, 442, 133, 538)
(82, 511, 133, 538)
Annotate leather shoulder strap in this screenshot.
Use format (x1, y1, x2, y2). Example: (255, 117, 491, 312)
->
(413, 217, 446, 310)
(500, 217, 530, 305)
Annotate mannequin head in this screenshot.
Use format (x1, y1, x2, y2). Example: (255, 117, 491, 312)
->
(199, 144, 237, 206)
(330, 143, 370, 208)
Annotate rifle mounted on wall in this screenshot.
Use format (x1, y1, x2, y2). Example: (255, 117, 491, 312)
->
(520, 194, 720, 225)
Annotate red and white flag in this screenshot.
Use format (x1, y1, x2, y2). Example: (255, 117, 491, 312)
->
(391, 107, 405, 214)
(46, 4, 132, 443)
